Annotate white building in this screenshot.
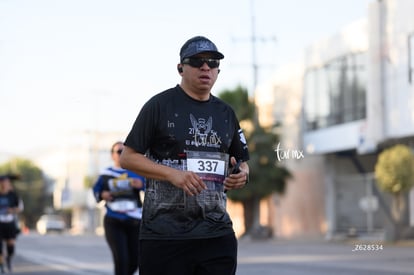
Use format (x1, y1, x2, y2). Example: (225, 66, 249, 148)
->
(257, 0, 414, 240)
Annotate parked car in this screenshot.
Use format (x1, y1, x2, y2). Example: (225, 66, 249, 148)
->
(36, 214, 66, 235)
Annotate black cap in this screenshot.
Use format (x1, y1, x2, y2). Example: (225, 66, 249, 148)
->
(0, 173, 20, 181)
(180, 36, 224, 62)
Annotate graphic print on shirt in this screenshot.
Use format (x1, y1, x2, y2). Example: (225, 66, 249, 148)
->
(188, 114, 222, 148)
(107, 173, 131, 194)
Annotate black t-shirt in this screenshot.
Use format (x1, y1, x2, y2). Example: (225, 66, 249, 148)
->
(125, 85, 249, 240)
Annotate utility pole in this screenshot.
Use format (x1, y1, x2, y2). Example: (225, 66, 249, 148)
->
(251, 0, 258, 93)
(248, 0, 276, 126)
(232, 0, 276, 98)
(249, 0, 276, 97)
(248, 0, 277, 234)
(250, 0, 260, 127)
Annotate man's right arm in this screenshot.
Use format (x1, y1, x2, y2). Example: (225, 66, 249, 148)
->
(120, 146, 173, 182)
(120, 146, 206, 196)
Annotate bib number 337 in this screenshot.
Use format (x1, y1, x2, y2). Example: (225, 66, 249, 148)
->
(187, 159, 225, 175)
(186, 151, 228, 182)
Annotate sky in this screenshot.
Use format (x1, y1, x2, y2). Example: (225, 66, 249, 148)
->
(0, 0, 373, 159)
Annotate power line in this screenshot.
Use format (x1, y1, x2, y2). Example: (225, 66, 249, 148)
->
(232, 0, 277, 96)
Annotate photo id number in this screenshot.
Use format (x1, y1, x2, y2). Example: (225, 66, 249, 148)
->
(352, 244, 383, 252)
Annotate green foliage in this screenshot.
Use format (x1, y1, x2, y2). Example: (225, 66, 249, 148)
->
(218, 85, 255, 121)
(226, 125, 291, 201)
(218, 86, 291, 202)
(375, 144, 414, 194)
(83, 175, 96, 189)
(0, 158, 50, 227)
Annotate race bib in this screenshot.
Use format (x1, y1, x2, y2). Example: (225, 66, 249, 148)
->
(0, 214, 14, 222)
(186, 151, 229, 182)
(107, 200, 137, 212)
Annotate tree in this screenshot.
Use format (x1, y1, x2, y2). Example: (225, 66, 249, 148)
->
(219, 85, 255, 121)
(0, 158, 51, 228)
(83, 175, 96, 189)
(218, 85, 291, 238)
(374, 144, 414, 240)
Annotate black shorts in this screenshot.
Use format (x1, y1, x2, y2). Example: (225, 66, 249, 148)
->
(139, 234, 237, 275)
(0, 221, 17, 240)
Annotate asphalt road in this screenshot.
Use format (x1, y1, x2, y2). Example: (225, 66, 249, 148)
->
(8, 232, 414, 275)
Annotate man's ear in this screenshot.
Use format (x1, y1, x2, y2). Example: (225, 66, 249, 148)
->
(177, 65, 183, 73)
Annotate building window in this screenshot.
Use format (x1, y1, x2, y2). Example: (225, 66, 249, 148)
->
(304, 52, 367, 131)
(409, 33, 414, 84)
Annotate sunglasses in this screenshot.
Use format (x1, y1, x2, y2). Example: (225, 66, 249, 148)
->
(182, 57, 220, 69)
(113, 149, 123, 155)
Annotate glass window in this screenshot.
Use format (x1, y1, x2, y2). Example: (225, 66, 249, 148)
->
(303, 52, 367, 131)
(326, 60, 341, 125)
(317, 68, 330, 128)
(304, 71, 317, 130)
(409, 34, 414, 84)
(344, 56, 356, 122)
(355, 53, 367, 120)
